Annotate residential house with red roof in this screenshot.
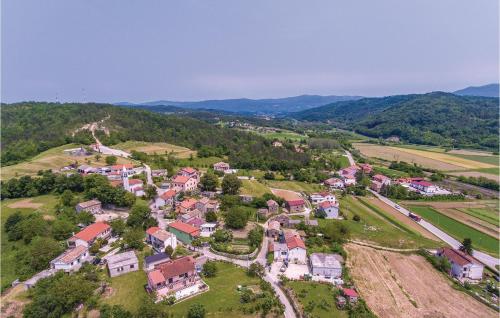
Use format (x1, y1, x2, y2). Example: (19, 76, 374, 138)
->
(410, 180, 437, 194)
(147, 256, 206, 301)
(110, 164, 135, 175)
(342, 288, 359, 303)
(324, 177, 344, 189)
(316, 201, 339, 219)
(358, 163, 373, 174)
(436, 248, 484, 282)
(213, 162, 230, 172)
(178, 198, 198, 214)
(172, 175, 198, 192)
(282, 233, 307, 264)
(177, 167, 199, 181)
(310, 192, 336, 205)
(68, 222, 111, 248)
(146, 227, 178, 253)
(285, 199, 305, 213)
(370, 174, 392, 192)
(155, 189, 177, 209)
(167, 221, 200, 244)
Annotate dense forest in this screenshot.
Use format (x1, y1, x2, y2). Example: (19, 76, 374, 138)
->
(1, 103, 309, 170)
(292, 92, 499, 150)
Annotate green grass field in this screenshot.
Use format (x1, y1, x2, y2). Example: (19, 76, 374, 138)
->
(472, 167, 500, 175)
(168, 262, 267, 317)
(372, 166, 409, 178)
(319, 196, 440, 249)
(287, 281, 348, 318)
(1, 195, 59, 287)
(176, 156, 225, 170)
(407, 205, 499, 257)
(257, 130, 306, 142)
(264, 180, 325, 194)
(113, 141, 196, 158)
(103, 269, 148, 312)
(459, 207, 499, 226)
(240, 180, 271, 196)
(448, 154, 500, 166)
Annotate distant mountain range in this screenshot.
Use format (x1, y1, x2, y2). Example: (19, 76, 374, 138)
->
(115, 95, 363, 114)
(291, 92, 499, 150)
(453, 83, 499, 97)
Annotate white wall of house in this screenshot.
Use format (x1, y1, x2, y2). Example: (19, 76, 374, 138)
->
(288, 247, 307, 264)
(324, 206, 339, 219)
(109, 262, 138, 277)
(311, 266, 342, 278)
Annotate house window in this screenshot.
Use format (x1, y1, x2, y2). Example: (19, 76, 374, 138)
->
(130, 264, 135, 269)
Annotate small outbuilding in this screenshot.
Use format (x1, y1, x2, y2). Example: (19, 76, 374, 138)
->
(106, 251, 139, 277)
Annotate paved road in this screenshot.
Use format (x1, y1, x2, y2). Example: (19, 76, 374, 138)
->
(345, 150, 355, 166)
(369, 189, 500, 269)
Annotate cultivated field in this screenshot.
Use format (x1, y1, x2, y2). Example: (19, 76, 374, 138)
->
(345, 244, 496, 318)
(113, 141, 196, 158)
(448, 171, 499, 181)
(407, 205, 499, 257)
(362, 197, 439, 240)
(265, 180, 325, 194)
(270, 188, 303, 201)
(354, 143, 496, 171)
(1, 144, 135, 180)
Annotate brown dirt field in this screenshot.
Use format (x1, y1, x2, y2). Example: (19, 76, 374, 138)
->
(354, 143, 482, 171)
(229, 222, 257, 239)
(7, 199, 43, 209)
(399, 201, 496, 209)
(447, 149, 494, 156)
(364, 198, 440, 240)
(448, 171, 499, 182)
(270, 188, 302, 201)
(345, 244, 497, 318)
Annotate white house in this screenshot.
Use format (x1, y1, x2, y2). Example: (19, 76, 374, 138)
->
(436, 248, 484, 283)
(310, 253, 342, 278)
(172, 175, 198, 192)
(155, 189, 177, 209)
(67, 222, 111, 248)
(50, 245, 90, 272)
(324, 177, 344, 189)
(213, 162, 230, 173)
(410, 180, 437, 194)
(317, 201, 339, 219)
(310, 192, 336, 205)
(75, 199, 102, 214)
(274, 233, 307, 264)
(200, 223, 217, 237)
(146, 227, 178, 253)
(106, 251, 139, 277)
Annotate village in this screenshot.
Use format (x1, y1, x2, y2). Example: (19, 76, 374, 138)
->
(7, 138, 496, 318)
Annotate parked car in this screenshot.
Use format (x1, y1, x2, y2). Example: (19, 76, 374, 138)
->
(280, 265, 287, 272)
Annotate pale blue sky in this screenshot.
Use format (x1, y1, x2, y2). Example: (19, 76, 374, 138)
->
(1, 0, 498, 103)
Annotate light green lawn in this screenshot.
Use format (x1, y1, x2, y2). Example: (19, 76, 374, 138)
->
(240, 180, 271, 197)
(102, 269, 148, 312)
(320, 196, 441, 249)
(407, 205, 499, 257)
(458, 207, 499, 226)
(264, 180, 325, 194)
(113, 141, 196, 158)
(287, 281, 348, 318)
(1, 195, 59, 288)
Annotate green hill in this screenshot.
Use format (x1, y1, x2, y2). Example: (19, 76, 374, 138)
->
(1, 103, 309, 170)
(292, 92, 499, 150)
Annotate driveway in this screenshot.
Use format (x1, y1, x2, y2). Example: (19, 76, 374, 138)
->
(271, 261, 309, 280)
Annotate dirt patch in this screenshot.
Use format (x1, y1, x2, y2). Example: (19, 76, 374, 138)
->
(0, 285, 29, 318)
(8, 199, 43, 209)
(345, 244, 496, 318)
(364, 198, 439, 240)
(271, 188, 302, 201)
(230, 222, 257, 239)
(42, 215, 56, 221)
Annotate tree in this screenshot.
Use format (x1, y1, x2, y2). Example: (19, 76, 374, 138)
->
(460, 238, 473, 255)
(4, 211, 23, 233)
(145, 185, 157, 200)
(76, 211, 95, 225)
(187, 303, 206, 318)
(94, 154, 102, 162)
(123, 228, 145, 250)
(52, 219, 78, 240)
(314, 209, 327, 219)
(60, 189, 75, 206)
(221, 174, 242, 195)
(213, 229, 233, 243)
(99, 304, 133, 318)
(126, 201, 151, 228)
(17, 237, 64, 276)
(136, 296, 167, 318)
(105, 155, 117, 165)
(110, 219, 126, 236)
(224, 207, 248, 229)
(202, 261, 218, 277)
(263, 171, 275, 180)
(165, 245, 174, 257)
(205, 210, 217, 223)
(247, 226, 263, 248)
(200, 172, 219, 191)
(247, 262, 265, 277)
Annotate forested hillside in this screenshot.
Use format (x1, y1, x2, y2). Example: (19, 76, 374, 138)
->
(1, 103, 309, 170)
(292, 92, 499, 150)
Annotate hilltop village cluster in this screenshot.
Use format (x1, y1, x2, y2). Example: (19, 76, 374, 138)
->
(18, 149, 487, 312)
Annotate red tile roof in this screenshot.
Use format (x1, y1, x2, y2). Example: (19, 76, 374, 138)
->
(286, 234, 306, 250)
(343, 288, 358, 298)
(372, 174, 389, 182)
(160, 189, 177, 200)
(181, 167, 197, 174)
(173, 175, 190, 184)
(148, 269, 166, 285)
(267, 199, 278, 207)
(73, 222, 110, 242)
(180, 198, 197, 209)
(128, 179, 143, 185)
(324, 177, 342, 185)
(439, 247, 480, 266)
(168, 221, 200, 236)
(111, 164, 134, 170)
(319, 201, 335, 209)
(411, 180, 433, 187)
(156, 256, 195, 280)
(286, 199, 305, 207)
(146, 226, 160, 236)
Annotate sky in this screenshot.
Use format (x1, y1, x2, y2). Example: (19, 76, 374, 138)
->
(1, 0, 499, 103)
